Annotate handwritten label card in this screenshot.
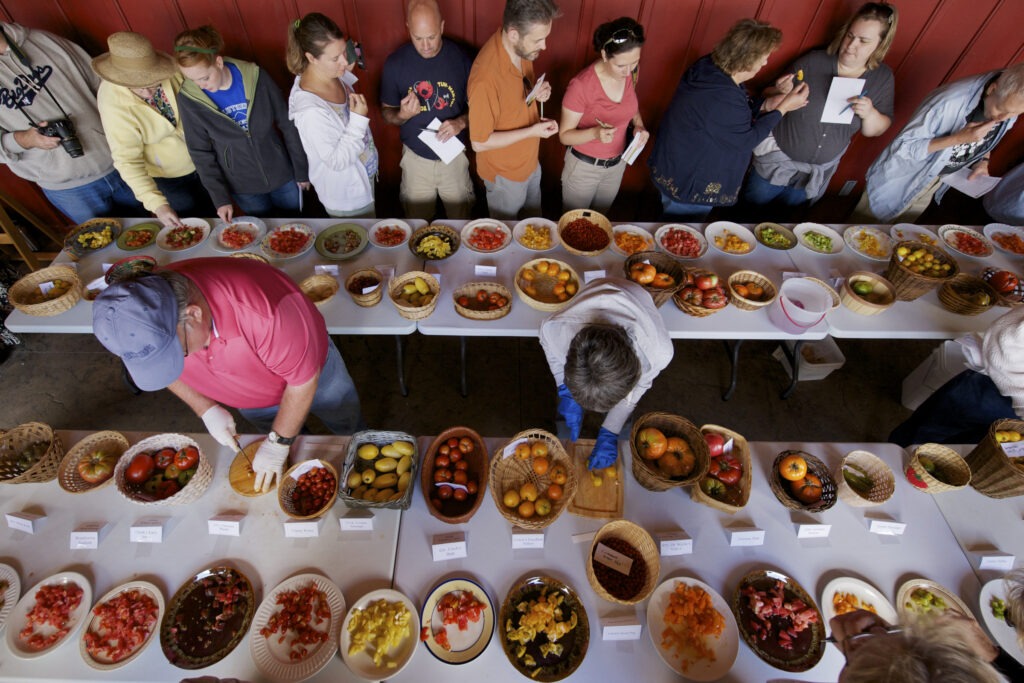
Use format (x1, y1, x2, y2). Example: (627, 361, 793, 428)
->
(869, 519, 906, 536)
(1002, 441, 1024, 457)
(340, 511, 375, 532)
(594, 542, 634, 575)
(208, 514, 243, 537)
(474, 265, 497, 278)
(601, 615, 643, 640)
(658, 531, 693, 556)
(979, 552, 1015, 571)
(70, 522, 105, 549)
(130, 517, 165, 543)
(284, 520, 320, 538)
(314, 264, 339, 276)
(797, 524, 832, 539)
(6, 511, 43, 534)
(512, 528, 545, 550)
(729, 527, 766, 547)
(432, 531, 468, 561)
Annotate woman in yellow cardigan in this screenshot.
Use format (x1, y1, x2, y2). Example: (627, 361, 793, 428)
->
(92, 32, 212, 227)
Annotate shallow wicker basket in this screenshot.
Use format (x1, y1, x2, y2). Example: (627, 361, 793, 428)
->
(938, 274, 998, 316)
(586, 520, 660, 605)
(339, 430, 418, 510)
(514, 258, 581, 312)
(421, 426, 489, 524)
(277, 460, 339, 520)
(884, 240, 959, 301)
(557, 208, 613, 256)
(727, 270, 777, 312)
(833, 449, 895, 508)
(453, 282, 513, 320)
(114, 433, 213, 505)
(964, 419, 1024, 498)
(10, 266, 82, 317)
(345, 268, 385, 307)
(63, 217, 122, 260)
(299, 274, 340, 308)
(769, 450, 837, 513)
(58, 430, 129, 494)
(230, 251, 270, 264)
(841, 272, 896, 316)
(672, 268, 729, 318)
(488, 428, 577, 530)
(906, 443, 971, 494)
(629, 412, 709, 491)
(0, 422, 63, 484)
(389, 271, 440, 320)
(410, 223, 460, 260)
(691, 424, 752, 513)
(980, 267, 1024, 307)
(623, 251, 685, 307)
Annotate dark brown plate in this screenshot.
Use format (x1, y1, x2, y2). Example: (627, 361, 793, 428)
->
(160, 566, 255, 670)
(731, 569, 824, 672)
(499, 576, 589, 682)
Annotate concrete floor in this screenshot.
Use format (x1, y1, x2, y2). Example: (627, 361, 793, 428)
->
(0, 329, 938, 444)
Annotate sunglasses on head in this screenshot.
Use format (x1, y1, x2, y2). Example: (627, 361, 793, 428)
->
(863, 2, 895, 23)
(602, 28, 638, 52)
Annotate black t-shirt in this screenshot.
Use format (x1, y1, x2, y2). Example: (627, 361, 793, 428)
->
(380, 39, 472, 160)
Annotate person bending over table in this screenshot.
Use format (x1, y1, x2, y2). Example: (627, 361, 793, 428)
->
(539, 278, 672, 470)
(92, 257, 364, 492)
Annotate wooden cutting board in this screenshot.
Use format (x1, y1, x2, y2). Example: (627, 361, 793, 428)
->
(567, 439, 624, 519)
(229, 439, 273, 497)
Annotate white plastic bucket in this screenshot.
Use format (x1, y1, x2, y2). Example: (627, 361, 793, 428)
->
(768, 278, 831, 334)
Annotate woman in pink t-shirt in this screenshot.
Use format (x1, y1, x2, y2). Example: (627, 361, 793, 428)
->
(558, 18, 649, 214)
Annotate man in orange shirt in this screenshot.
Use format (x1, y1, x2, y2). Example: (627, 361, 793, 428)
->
(468, 0, 560, 219)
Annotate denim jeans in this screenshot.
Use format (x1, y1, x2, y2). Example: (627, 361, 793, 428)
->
(889, 370, 1016, 446)
(741, 170, 808, 207)
(238, 342, 365, 435)
(234, 180, 301, 217)
(154, 172, 215, 217)
(659, 191, 713, 221)
(42, 169, 143, 224)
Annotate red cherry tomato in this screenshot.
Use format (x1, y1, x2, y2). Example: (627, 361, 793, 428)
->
(454, 459, 469, 471)
(449, 450, 462, 463)
(475, 290, 488, 303)
(452, 488, 468, 501)
(435, 454, 450, 469)
(437, 484, 453, 500)
(447, 437, 460, 450)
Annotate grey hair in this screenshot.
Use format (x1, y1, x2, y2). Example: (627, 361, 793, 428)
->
(564, 325, 640, 412)
(154, 270, 198, 323)
(502, 0, 560, 35)
(991, 63, 1024, 105)
(1004, 567, 1024, 648)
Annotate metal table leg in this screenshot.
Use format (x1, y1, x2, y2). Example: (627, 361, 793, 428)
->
(779, 340, 804, 400)
(395, 335, 408, 397)
(459, 336, 468, 398)
(721, 339, 743, 401)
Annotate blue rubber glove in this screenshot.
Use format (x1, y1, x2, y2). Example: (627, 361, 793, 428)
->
(588, 427, 619, 470)
(557, 383, 584, 442)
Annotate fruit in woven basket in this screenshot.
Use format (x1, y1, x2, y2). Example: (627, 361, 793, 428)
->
(503, 489, 521, 508)
(175, 445, 199, 470)
(532, 456, 549, 476)
(550, 463, 568, 486)
(704, 432, 726, 457)
(790, 473, 822, 504)
(358, 444, 379, 460)
(918, 455, 936, 474)
(397, 277, 435, 307)
(700, 477, 727, 499)
(23, 278, 73, 304)
(733, 280, 768, 301)
(709, 455, 742, 486)
(660, 437, 696, 477)
(996, 430, 1022, 443)
(636, 428, 668, 460)
(702, 287, 728, 309)
(629, 262, 656, 284)
(519, 482, 539, 502)
(652, 273, 676, 289)
(534, 497, 552, 517)
(77, 450, 118, 484)
(347, 440, 415, 501)
(518, 500, 535, 518)
(779, 454, 808, 482)
(126, 453, 155, 484)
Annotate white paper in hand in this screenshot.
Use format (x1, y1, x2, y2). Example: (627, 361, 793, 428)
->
(941, 166, 1001, 198)
(821, 77, 865, 124)
(418, 117, 465, 165)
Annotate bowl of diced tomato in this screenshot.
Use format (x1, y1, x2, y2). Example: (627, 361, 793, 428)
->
(260, 223, 315, 260)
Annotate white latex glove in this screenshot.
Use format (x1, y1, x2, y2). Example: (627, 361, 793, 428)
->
(201, 405, 237, 447)
(252, 439, 290, 492)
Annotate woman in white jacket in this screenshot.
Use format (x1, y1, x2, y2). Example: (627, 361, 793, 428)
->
(287, 13, 377, 217)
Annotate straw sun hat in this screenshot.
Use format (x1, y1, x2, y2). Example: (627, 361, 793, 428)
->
(91, 32, 176, 88)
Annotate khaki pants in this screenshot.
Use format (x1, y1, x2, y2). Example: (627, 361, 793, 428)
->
(851, 177, 941, 224)
(483, 165, 542, 219)
(399, 145, 474, 220)
(560, 148, 626, 214)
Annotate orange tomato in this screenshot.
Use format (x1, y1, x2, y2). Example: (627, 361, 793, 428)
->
(790, 473, 823, 504)
(779, 454, 808, 481)
(550, 464, 568, 486)
(532, 456, 550, 476)
(547, 483, 563, 501)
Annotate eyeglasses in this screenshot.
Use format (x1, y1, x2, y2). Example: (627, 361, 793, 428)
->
(181, 319, 190, 358)
(602, 28, 638, 52)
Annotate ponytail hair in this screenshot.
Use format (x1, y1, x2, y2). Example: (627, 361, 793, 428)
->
(286, 12, 345, 75)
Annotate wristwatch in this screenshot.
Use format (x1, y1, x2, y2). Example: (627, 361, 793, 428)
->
(267, 430, 296, 446)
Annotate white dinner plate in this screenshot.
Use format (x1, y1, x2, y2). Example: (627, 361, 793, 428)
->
(706, 221, 756, 255)
(0, 564, 21, 634)
(512, 217, 560, 251)
(610, 224, 655, 256)
(155, 218, 211, 252)
(984, 223, 1024, 256)
(251, 573, 345, 682)
(896, 578, 972, 622)
(938, 224, 994, 258)
(420, 577, 494, 665)
(820, 576, 898, 635)
(655, 223, 707, 259)
(890, 223, 939, 246)
(211, 216, 266, 253)
(843, 226, 893, 262)
(461, 219, 512, 253)
(979, 578, 1024, 665)
(340, 588, 417, 679)
(368, 219, 412, 249)
(261, 223, 315, 260)
(794, 223, 845, 254)
(80, 580, 164, 670)
(6, 571, 91, 659)
(647, 576, 738, 681)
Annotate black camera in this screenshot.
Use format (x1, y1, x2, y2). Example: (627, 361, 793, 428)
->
(37, 118, 83, 158)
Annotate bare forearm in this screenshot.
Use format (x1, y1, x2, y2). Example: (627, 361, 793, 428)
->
(860, 111, 891, 138)
(380, 106, 407, 127)
(271, 374, 319, 438)
(167, 379, 218, 417)
(559, 126, 599, 147)
(471, 127, 535, 152)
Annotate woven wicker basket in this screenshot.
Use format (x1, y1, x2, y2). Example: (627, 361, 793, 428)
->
(691, 424, 752, 513)
(277, 460, 339, 520)
(64, 217, 122, 260)
(964, 419, 1024, 498)
(514, 258, 581, 312)
(727, 270, 777, 312)
(114, 433, 213, 505)
(557, 208, 613, 256)
(672, 269, 729, 318)
(841, 272, 896, 316)
(410, 224, 460, 260)
(622, 251, 685, 307)
(488, 428, 577, 530)
(0, 422, 63, 484)
(299, 274, 339, 308)
(10, 266, 82, 317)
(884, 240, 960, 301)
(938, 274, 998, 316)
(906, 443, 971, 493)
(833, 449, 895, 507)
(230, 252, 270, 264)
(345, 268, 385, 307)
(453, 282, 513, 320)
(389, 271, 440, 320)
(629, 412, 709, 491)
(769, 450, 837, 512)
(980, 267, 1024, 307)
(586, 520, 660, 605)
(58, 431, 129, 494)
(421, 426, 489, 523)
(339, 430, 418, 510)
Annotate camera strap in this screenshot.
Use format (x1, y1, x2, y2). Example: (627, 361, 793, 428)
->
(0, 25, 73, 125)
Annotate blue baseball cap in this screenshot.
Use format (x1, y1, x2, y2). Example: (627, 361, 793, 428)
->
(92, 275, 184, 391)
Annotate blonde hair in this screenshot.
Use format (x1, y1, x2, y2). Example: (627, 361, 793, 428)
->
(711, 19, 782, 75)
(286, 12, 345, 75)
(827, 2, 899, 71)
(173, 25, 223, 68)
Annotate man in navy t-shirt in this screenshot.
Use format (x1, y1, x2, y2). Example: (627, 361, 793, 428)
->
(381, 0, 474, 219)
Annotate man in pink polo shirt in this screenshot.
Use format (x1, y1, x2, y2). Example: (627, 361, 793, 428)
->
(93, 257, 363, 491)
